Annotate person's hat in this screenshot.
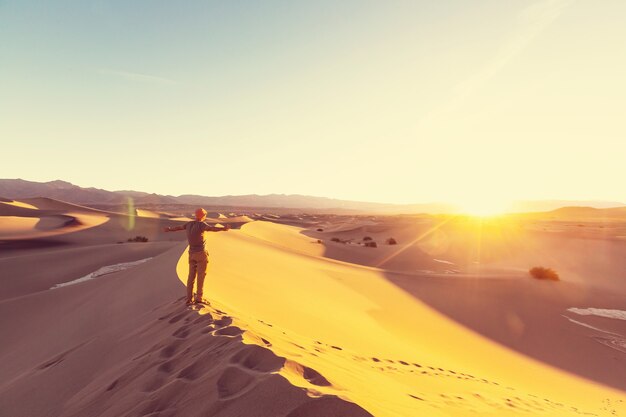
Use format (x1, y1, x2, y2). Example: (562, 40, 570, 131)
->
(195, 208, 207, 220)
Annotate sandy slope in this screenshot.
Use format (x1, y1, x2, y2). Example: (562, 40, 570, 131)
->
(1, 208, 624, 417)
(0, 201, 368, 416)
(0, 242, 178, 301)
(303, 215, 626, 294)
(174, 221, 626, 417)
(0, 243, 371, 417)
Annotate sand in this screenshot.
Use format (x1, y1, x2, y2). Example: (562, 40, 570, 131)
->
(1, 201, 624, 416)
(173, 221, 626, 416)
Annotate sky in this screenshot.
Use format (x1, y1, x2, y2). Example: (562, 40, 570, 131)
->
(1, 0, 625, 208)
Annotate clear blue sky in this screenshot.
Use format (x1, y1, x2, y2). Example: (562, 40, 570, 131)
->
(2, 1, 624, 207)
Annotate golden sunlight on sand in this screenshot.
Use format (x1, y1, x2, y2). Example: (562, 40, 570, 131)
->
(176, 221, 626, 417)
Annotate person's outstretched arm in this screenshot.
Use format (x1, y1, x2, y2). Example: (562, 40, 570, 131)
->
(164, 225, 186, 232)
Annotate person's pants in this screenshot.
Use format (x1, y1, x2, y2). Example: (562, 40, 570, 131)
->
(187, 250, 209, 301)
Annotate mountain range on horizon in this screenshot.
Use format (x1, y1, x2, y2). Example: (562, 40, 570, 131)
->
(0, 178, 624, 214)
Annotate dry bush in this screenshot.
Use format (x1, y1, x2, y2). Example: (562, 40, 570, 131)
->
(128, 236, 149, 243)
(363, 236, 373, 241)
(317, 228, 324, 232)
(364, 241, 377, 248)
(386, 237, 397, 245)
(331, 237, 342, 243)
(529, 266, 559, 281)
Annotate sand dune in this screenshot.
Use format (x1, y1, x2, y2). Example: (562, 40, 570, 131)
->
(0, 243, 371, 416)
(134, 209, 194, 221)
(1, 208, 624, 417)
(0, 212, 109, 240)
(173, 221, 626, 416)
(0, 198, 38, 210)
(208, 215, 255, 224)
(0, 198, 113, 240)
(135, 208, 163, 218)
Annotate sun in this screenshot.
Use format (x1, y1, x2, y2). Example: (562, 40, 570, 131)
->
(456, 199, 511, 217)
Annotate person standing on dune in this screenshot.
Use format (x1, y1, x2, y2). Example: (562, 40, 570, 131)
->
(164, 208, 229, 305)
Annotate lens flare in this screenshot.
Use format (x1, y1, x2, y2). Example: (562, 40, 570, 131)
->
(125, 196, 135, 230)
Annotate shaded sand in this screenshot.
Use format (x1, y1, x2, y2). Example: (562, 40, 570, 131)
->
(173, 221, 626, 416)
(0, 242, 177, 301)
(0, 244, 371, 417)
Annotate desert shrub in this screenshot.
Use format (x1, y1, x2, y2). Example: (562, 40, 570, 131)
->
(363, 236, 373, 241)
(331, 237, 342, 243)
(386, 238, 397, 245)
(529, 266, 559, 281)
(364, 241, 377, 248)
(317, 239, 322, 244)
(317, 228, 324, 232)
(128, 236, 149, 243)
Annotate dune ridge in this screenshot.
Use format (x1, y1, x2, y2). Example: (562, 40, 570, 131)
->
(173, 221, 626, 416)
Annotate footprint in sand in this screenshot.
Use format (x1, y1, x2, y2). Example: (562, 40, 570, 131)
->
(200, 326, 216, 334)
(157, 360, 175, 374)
(216, 366, 256, 400)
(172, 325, 191, 339)
(159, 340, 184, 358)
(168, 311, 190, 324)
(176, 363, 202, 381)
(213, 326, 244, 337)
(284, 360, 331, 387)
(230, 344, 285, 373)
(192, 313, 214, 325)
(212, 316, 233, 328)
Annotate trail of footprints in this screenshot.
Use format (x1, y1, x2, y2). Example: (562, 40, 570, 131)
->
(252, 319, 607, 416)
(100, 298, 336, 417)
(86, 299, 613, 417)
(152, 306, 278, 399)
